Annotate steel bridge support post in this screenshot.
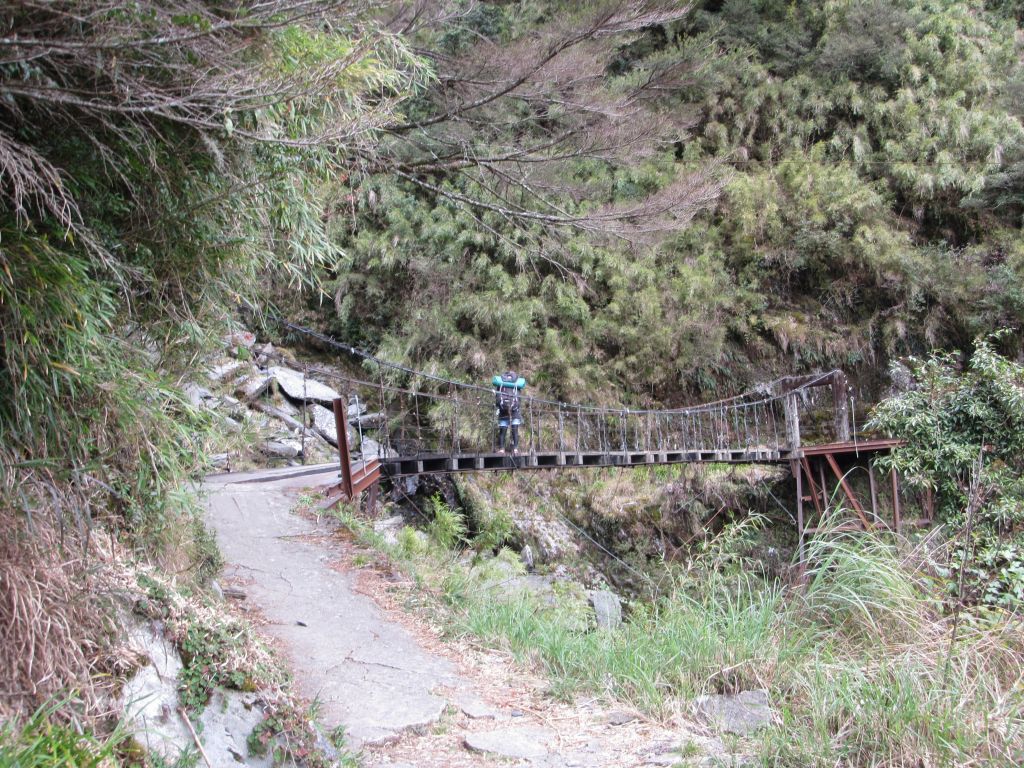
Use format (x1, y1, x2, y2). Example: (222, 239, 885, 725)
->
(792, 459, 805, 572)
(333, 397, 354, 500)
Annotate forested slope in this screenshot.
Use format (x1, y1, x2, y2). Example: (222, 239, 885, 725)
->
(307, 0, 1024, 403)
(2, 0, 1024, 763)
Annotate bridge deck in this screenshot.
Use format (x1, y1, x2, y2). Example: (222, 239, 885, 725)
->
(379, 447, 788, 477)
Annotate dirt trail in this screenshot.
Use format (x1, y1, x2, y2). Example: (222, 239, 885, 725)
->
(204, 466, 715, 767)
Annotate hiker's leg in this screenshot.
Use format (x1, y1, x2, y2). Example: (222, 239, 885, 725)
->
(510, 424, 519, 450)
(498, 424, 508, 450)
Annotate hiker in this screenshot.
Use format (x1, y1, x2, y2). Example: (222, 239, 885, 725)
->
(493, 370, 526, 454)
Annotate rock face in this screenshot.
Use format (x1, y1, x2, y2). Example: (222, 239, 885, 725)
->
(588, 589, 622, 630)
(694, 689, 773, 736)
(268, 366, 340, 405)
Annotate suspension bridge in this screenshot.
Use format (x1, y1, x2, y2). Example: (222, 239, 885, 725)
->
(274, 321, 916, 558)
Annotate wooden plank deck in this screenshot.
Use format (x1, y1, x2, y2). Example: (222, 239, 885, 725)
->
(377, 447, 787, 477)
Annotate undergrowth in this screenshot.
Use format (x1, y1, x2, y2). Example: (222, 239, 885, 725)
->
(0, 697, 126, 768)
(334, 501, 1024, 766)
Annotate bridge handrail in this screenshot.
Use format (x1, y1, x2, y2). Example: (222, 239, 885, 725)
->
(277, 318, 841, 416)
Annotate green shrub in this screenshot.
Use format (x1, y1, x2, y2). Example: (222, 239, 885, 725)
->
(428, 494, 467, 550)
(870, 333, 1024, 606)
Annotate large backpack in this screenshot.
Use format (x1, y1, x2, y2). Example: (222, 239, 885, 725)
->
(497, 371, 520, 413)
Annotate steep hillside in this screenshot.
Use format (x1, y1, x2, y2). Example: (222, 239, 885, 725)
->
(297, 0, 1024, 403)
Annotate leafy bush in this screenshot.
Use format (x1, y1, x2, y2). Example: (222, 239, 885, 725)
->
(870, 333, 1024, 605)
(427, 494, 468, 550)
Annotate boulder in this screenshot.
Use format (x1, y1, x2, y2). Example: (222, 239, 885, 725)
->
(520, 544, 535, 572)
(219, 415, 243, 434)
(237, 373, 273, 401)
(310, 403, 341, 445)
(183, 382, 217, 409)
(269, 366, 340, 404)
(255, 342, 275, 366)
(693, 689, 773, 736)
(348, 398, 367, 417)
(588, 589, 622, 631)
(351, 411, 386, 429)
(373, 515, 406, 546)
(253, 402, 305, 433)
(196, 691, 272, 768)
(120, 624, 191, 762)
(261, 440, 302, 459)
(207, 360, 245, 383)
(359, 436, 397, 459)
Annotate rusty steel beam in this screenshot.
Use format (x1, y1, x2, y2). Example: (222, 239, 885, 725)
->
(800, 456, 824, 518)
(333, 397, 354, 500)
(824, 452, 873, 530)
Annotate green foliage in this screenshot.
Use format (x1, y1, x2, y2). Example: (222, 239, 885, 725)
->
(246, 704, 359, 768)
(428, 494, 468, 550)
(177, 619, 259, 711)
(0, 697, 125, 768)
(337, 487, 1024, 765)
(315, 0, 1024, 401)
(870, 333, 1024, 605)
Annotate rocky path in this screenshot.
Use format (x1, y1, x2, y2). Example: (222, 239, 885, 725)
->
(204, 466, 721, 767)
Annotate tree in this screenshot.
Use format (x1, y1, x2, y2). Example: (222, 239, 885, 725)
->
(870, 334, 1024, 606)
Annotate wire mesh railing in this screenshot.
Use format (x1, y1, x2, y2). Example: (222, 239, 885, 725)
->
(277, 319, 851, 467)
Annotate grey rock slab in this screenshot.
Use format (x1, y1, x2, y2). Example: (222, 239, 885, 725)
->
(642, 754, 681, 767)
(237, 373, 273, 401)
(373, 515, 406, 546)
(120, 623, 191, 763)
(351, 411, 386, 429)
(184, 382, 217, 408)
(588, 589, 622, 631)
(452, 693, 501, 720)
(208, 360, 246, 383)
(203, 475, 465, 748)
(359, 436, 397, 459)
(463, 726, 554, 760)
(310, 403, 340, 445)
(220, 415, 243, 434)
(607, 710, 637, 726)
(196, 690, 272, 768)
(224, 330, 257, 351)
(261, 440, 301, 459)
(269, 366, 340, 405)
(694, 689, 772, 736)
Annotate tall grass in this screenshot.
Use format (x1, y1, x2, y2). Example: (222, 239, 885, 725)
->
(0, 697, 126, 768)
(345, 501, 1024, 765)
